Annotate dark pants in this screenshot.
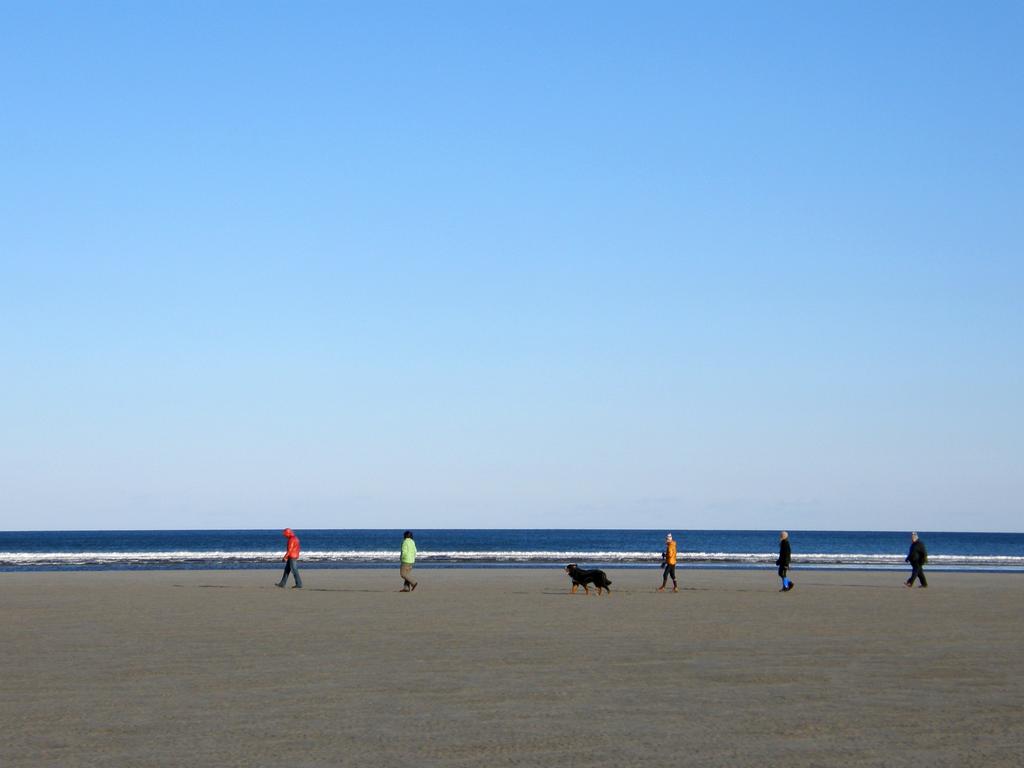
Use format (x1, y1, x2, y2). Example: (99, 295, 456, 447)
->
(278, 558, 303, 588)
(661, 563, 677, 586)
(778, 564, 792, 589)
(907, 563, 927, 587)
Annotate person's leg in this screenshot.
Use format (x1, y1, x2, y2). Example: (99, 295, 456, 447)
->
(669, 564, 678, 591)
(916, 565, 927, 588)
(778, 565, 788, 590)
(290, 559, 302, 588)
(659, 564, 669, 590)
(400, 563, 413, 590)
(277, 560, 291, 587)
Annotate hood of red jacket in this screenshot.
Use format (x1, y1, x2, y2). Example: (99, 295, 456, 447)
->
(283, 528, 293, 537)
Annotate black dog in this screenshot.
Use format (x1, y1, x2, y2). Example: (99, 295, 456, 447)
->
(565, 564, 612, 595)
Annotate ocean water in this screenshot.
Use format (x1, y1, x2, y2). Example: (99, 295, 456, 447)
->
(1, 529, 1023, 572)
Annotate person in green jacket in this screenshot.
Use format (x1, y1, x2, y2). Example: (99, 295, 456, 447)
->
(400, 531, 418, 592)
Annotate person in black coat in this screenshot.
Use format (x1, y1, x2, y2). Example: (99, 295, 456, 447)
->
(776, 531, 794, 592)
(905, 532, 928, 588)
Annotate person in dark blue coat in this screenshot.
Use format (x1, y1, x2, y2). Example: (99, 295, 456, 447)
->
(905, 532, 928, 588)
(776, 531, 794, 592)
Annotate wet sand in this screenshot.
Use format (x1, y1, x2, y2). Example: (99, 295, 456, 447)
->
(2, 568, 1022, 767)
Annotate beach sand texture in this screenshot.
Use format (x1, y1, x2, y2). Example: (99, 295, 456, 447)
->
(2, 569, 1022, 767)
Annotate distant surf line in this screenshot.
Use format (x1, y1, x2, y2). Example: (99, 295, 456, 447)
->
(3, 549, 1023, 570)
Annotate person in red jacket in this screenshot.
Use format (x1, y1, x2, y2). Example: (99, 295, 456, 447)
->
(275, 528, 303, 589)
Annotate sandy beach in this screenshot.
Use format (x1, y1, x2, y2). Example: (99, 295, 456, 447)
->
(2, 568, 1022, 767)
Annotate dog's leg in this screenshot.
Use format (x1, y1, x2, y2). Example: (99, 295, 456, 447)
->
(570, 584, 578, 594)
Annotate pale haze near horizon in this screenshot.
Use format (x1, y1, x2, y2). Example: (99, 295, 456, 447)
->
(1, 3, 1021, 533)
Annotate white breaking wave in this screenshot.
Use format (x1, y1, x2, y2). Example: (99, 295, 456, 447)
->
(2, 550, 1023, 568)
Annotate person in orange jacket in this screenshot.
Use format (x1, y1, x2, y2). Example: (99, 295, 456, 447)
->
(275, 528, 303, 589)
(658, 532, 679, 592)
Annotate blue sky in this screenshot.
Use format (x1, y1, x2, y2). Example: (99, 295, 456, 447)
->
(1, 2, 1021, 531)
